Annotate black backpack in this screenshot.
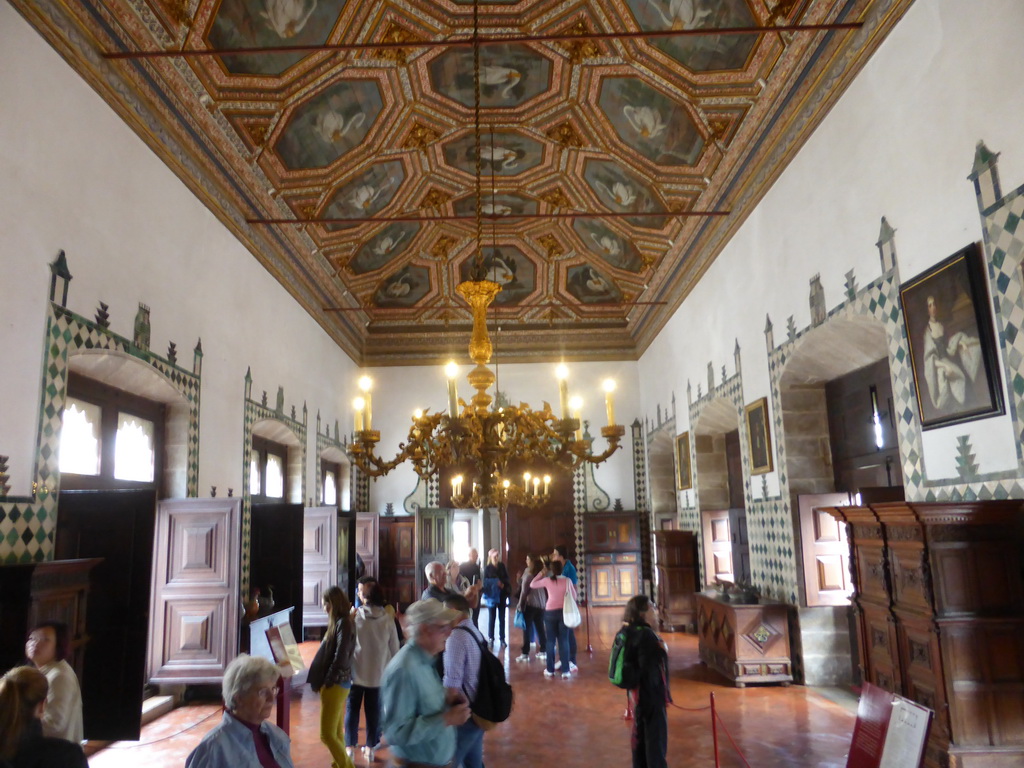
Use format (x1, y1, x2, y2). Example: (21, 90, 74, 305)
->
(453, 626, 514, 730)
(608, 625, 643, 689)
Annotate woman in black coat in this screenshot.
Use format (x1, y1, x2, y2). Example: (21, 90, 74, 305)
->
(622, 595, 670, 768)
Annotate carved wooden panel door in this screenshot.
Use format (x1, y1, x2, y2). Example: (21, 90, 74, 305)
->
(415, 508, 453, 596)
(356, 512, 379, 580)
(302, 506, 337, 631)
(797, 493, 853, 607)
(701, 509, 733, 584)
(378, 516, 416, 610)
(148, 498, 240, 686)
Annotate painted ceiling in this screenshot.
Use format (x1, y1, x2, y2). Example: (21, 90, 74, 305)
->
(14, 0, 911, 365)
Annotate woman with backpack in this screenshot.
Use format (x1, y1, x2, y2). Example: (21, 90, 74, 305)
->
(621, 595, 670, 768)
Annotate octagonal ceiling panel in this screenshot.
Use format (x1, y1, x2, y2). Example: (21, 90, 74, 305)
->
(428, 44, 552, 109)
(625, 0, 758, 73)
(24, 0, 912, 364)
(322, 160, 405, 232)
(274, 80, 383, 171)
(207, 0, 348, 76)
(583, 159, 669, 230)
(374, 265, 431, 308)
(566, 264, 623, 304)
(598, 77, 704, 167)
(458, 246, 537, 307)
(572, 219, 645, 274)
(443, 131, 545, 177)
(348, 222, 422, 276)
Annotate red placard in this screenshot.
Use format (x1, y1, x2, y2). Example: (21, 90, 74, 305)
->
(846, 683, 932, 768)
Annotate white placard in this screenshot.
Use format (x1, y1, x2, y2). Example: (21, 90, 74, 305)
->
(878, 698, 932, 768)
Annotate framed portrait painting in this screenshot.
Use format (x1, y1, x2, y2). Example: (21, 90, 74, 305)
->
(675, 432, 692, 491)
(899, 242, 1005, 430)
(744, 398, 774, 475)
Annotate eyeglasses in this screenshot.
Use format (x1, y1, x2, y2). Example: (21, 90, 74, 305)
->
(257, 686, 281, 698)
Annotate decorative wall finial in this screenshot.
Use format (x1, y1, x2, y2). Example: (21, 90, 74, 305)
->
(95, 302, 110, 329)
(809, 274, 825, 326)
(876, 217, 897, 274)
(969, 140, 1002, 211)
(764, 314, 774, 350)
(49, 250, 72, 307)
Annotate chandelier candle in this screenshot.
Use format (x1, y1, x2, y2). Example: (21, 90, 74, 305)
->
(603, 379, 616, 427)
(445, 361, 460, 418)
(353, 397, 365, 432)
(556, 364, 570, 418)
(358, 376, 373, 431)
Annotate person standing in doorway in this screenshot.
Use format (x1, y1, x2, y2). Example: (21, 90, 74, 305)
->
(552, 545, 579, 672)
(483, 549, 511, 648)
(459, 548, 483, 629)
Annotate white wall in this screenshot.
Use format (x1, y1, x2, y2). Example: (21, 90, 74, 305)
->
(355, 359, 640, 513)
(639, 0, 1024, 485)
(0, 3, 358, 498)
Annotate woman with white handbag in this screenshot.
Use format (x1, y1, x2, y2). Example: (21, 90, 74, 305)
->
(528, 560, 578, 679)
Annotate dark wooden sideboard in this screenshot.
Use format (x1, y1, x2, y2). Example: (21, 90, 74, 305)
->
(584, 511, 641, 607)
(695, 593, 793, 686)
(824, 500, 1024, 768)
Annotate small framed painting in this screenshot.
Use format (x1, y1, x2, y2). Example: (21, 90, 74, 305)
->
(899, 242, 1005, 429)
(675, 432, 692, 490)
(744, 397, 774, 475)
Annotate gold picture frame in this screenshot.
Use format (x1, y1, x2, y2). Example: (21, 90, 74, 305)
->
(744, 397, 774, 475)
(675, 431, 692, 490)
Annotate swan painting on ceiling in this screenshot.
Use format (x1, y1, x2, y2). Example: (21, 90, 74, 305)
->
(453, 192, 537, 223)
(208, 0, 348, 76)
(323, 160, 404, 232)
(584, 160, 668, 231)
(275, 80, 382, 170)
(458, 247, 535, 306)
(566, 265, 622, 305)
(624, 0, 758, 73)
(598, 77, 704, 167)
(429, 44, 551, 109)
(374, 265, 431, 308)
(443, 131, 543, 177)
(349, 222, 421, 275)
(572, 219, 644, 273)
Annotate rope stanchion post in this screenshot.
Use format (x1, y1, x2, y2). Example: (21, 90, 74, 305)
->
(711, 691, 720, 768)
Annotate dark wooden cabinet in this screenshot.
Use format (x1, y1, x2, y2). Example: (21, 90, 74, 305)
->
(825, 500, 1024, 768)
(654, 530, 699, 631)
(584, 512, 640, 607)
(695, 593, 793, 686)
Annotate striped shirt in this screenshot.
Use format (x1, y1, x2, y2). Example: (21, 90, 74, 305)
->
(443, 618, 485, 703)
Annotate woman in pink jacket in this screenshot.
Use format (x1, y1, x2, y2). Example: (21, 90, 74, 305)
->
(528, 560, 577, 679)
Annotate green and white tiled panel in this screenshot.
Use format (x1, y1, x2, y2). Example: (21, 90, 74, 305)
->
(572, 463, 587, 599)
(1, 303, 201, 564)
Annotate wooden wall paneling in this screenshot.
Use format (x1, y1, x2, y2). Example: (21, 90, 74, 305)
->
(356, 513, 378, 580)
(302, 506, 336, 632)
(378, 516, 416, 610)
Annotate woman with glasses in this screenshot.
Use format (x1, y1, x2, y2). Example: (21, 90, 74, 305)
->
(185, 654, 294, 768)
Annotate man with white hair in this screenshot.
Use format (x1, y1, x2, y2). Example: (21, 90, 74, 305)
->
(381, 599, 470, 768)
(421, 560, 458, 602)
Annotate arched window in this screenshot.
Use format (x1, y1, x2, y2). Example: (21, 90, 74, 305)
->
(251, 435, 289, 502)
(59, 372, 165, 491)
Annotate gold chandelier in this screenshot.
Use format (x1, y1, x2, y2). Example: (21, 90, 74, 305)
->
(347, 0, 623, 508)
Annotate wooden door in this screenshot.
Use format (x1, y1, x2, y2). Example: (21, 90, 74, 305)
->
(506, 503, 575, 588)
(378, 516, 416, 610)
(415, 508, 453, 596)
(798, 493, 855, 607)
(56, 489, 156, 740)
(356, 513, 379, 580)
(148, 498, 240, 685)
(729, 509, 750, 583)
(303, 506, 336, 631)
(701, 509, 733, 584)
(250, 502, 305, 643)
(337, 508, 357, 603)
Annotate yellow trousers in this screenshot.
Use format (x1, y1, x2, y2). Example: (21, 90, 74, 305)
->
(320, 684, 355, 768)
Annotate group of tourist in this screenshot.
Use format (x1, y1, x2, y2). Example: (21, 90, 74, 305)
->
(2, 548, 669, 768)
(0, 622, 87, 768)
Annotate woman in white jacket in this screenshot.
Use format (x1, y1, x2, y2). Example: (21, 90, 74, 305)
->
(344, 582, 400, 761)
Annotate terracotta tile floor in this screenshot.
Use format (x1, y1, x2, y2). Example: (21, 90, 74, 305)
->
(88, 608, 857, 767)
